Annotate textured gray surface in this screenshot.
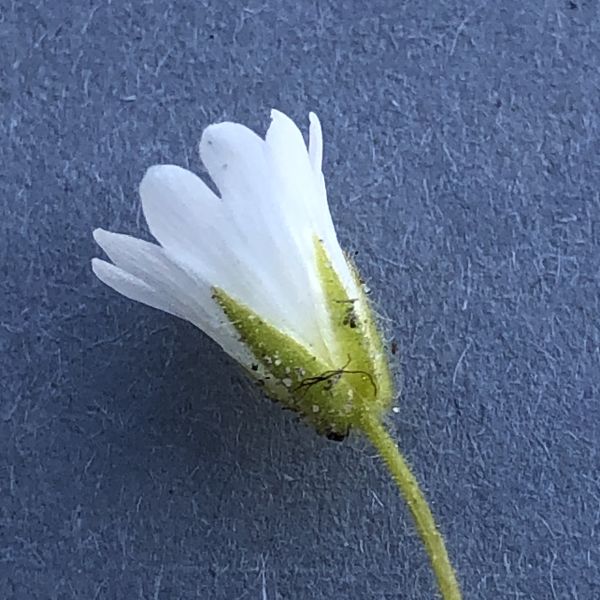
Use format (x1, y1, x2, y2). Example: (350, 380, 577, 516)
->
(2, 1, 600, 598)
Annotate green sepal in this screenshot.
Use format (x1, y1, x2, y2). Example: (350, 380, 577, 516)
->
(345, 255, 394, 414)
(213, 287, 357, 438)
(212, 241, 393, 439)
(314, 238, 390, 412)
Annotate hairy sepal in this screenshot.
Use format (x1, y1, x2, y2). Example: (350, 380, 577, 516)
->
(212, 241, 393, 439)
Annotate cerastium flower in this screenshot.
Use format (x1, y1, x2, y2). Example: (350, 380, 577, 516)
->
(92, 110, 461, 600)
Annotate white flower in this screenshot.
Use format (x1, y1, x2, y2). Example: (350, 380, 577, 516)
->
(91, 113, 463, 598)
(93, 110, 392, 438)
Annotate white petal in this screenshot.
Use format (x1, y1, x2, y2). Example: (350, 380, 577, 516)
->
(92, 235, 248, 364)
(138, 162, 300, 347)
(265, 110, 317, 219)
(93, 229, 210, 321)
(199, 120, 336, 360)
(266, 110, 358, 298)
(199, 122, 270, 212)
(139, 162, 267, 292)
(198, 121, 307, 299)
(139, 165, 285, 330)
(94, 228, 175, 282)
(92, 257, 188, 320)
(308, 112, 323, 173)
(265, 111, 335, 247)
(139, 165, 226, 280)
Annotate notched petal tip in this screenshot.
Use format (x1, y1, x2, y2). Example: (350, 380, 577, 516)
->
(91, 257, 112, 279)
(267, 108, 300, 133)
(93, 229, 116, 260)
(200, 121, 229, 144)
(265, 109, 312, 165)
(200, 121, 249, 150)
(139, 164, 187, 198)
(269, 108, 289, 123)
(92, 227, 106, 243)
(199, 121, 268, 179)
(266, 109, 307, 144)
(92, 227, 114, 251)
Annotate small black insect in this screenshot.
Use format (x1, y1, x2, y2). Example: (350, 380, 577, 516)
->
(324, 426, 350, 442)
(342, 305, 358, 328)
(391, 341, 398, 355)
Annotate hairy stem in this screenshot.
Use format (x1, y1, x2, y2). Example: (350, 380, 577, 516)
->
(360, 416, 462, 600)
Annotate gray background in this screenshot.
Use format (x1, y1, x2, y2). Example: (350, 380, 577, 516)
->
(2, 1, 599, 598)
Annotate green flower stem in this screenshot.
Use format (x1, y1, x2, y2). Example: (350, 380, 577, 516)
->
(360, 416, 462, 600)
